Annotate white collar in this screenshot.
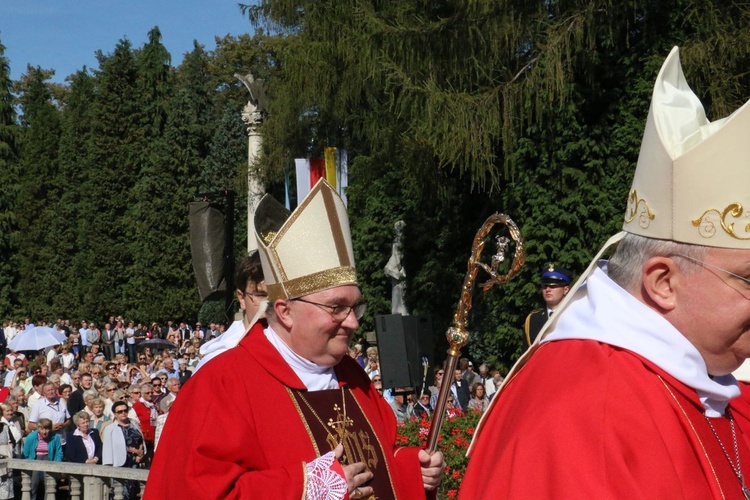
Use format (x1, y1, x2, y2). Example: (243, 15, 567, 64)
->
(544, 261, 739, 417)
(195, 303, 267, 373)
(139, 398, 154, 409)
(73, 428, 89, 439)
(264, 326, 338, 391)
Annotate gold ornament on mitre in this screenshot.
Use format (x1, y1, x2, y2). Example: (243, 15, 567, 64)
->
(254, 179, 358, 302)
(625, 46, 750, 247)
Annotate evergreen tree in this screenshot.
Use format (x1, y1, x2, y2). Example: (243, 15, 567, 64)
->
(56, 69, 96, 317)
(79, 40, 140, 319)
(122, 35, 208, 322)
(0, 39, 19, 317)
(14, 66, 62, 319)
(245, 0, 750, 368)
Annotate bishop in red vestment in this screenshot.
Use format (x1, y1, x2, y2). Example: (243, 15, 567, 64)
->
(145, 323, 430, 499)
(463, 46, 750, 499)
(146, 180, 444, 499)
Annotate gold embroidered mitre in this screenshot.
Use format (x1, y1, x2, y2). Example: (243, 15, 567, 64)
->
(625, 46, 750, 247)
(254, 179, 358, 301)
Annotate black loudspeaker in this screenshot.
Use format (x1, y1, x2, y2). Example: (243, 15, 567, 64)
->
(375, 315, 433, 390)
(188, 202, 226, 301)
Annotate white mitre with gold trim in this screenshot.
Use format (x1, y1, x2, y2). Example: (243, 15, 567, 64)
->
(625, 46, 750, 247)
(254, 179, 358, 301)
(534, 46, 750, 343)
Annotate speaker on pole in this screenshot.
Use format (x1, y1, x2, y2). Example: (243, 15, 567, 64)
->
(189, 201, 226, 302)
(375, 314, 433, 390)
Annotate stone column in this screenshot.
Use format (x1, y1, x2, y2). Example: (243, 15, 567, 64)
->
(236, 73, 266, 253)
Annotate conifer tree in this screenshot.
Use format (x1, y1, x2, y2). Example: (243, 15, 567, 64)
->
(123, 35, 208, 321)
(79, 40, 140, 318)
(0, 39, 19, 316)
(56, 69, 96, 317)
(14, 66, 62, 318)
(245, 0, 750, 368)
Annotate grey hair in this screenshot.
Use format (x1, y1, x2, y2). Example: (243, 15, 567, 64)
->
(73, 411, 90, 423)
(83, 389, 98, 401)
(608, 233, 709, 292)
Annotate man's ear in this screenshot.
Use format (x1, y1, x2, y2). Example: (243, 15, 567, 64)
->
(641, 256, 680, 312)
(274, 299, 294, 330)
(236, 290, 246, 312)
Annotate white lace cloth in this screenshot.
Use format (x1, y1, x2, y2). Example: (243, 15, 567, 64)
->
(305, 451, 347, 500)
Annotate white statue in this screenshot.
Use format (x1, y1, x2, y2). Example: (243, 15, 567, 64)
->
(384, 220, 409, 315)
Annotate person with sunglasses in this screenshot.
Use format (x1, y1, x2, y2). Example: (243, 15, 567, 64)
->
(147, 181, 444, 500)
(102, 401, 145, 500)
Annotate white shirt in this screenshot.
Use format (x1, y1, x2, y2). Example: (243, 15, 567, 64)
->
(544, 261, 739, 417)
(3, 370, 16, 388)
(263, 326, 338, 391)
(29, 397, 69, 426)
(74, 428, 95, 459)
(29, 397, 70, 444)
(195, 302, 267, 373)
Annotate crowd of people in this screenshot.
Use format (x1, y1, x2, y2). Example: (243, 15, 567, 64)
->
(0, 308, 464, 499)
(6, 46, 746, 499)
(0, 317, 202, 499)
(353, 343, 502, 422)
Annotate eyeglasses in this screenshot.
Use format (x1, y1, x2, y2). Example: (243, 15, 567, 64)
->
(373, 378, 381, 382)
(240, 290, 268, 302)
(114, 410, 128, 414)
(673, 254, 750, 300)
(291, 298, 367, 321)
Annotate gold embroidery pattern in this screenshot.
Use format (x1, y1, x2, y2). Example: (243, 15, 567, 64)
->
(624, 189, 655, 229)
(657, 376, 726, 500)
(692, 203, 750, 240)
(262, 230, 277, 244)
(348, 391, 398, 500)
(267, 267, 357, 301)
(287, 387, 321, 456)
(267, 181, 329, 282)
(291, 388, 380, 472)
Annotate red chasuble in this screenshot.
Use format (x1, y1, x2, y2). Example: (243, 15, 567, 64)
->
(461, 340, 750, 499)
(144, 323, 426, 499)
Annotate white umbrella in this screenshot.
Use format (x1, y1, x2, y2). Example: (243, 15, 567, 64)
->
(8, 326, 67, 351)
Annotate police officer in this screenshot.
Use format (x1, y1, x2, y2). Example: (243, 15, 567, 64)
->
(524, 266, 572, 345)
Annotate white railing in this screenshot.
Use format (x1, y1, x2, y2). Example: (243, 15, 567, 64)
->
(0, 458, 149, 500)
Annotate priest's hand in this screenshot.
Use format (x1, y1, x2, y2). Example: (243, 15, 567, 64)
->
(335, 444, 373, 499)
(418, 449, 445, 491)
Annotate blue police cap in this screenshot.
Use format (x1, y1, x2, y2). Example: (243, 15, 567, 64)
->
(541, 266, 572, 286)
